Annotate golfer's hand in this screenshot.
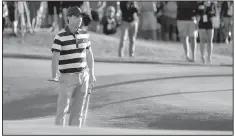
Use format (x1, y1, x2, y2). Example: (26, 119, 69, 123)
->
(49, 77, 60, 82)
(89, 75, 96, 88)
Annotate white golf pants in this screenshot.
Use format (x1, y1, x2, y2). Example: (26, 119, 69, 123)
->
(55, 69, 89, 127)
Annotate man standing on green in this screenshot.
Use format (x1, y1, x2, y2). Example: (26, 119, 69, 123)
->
(50, 6, 96, 127)
(177, 1, 198, 62)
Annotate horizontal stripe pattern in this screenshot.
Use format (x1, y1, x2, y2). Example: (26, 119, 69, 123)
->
(60, 48, 85, 55)
(58, 62, 87, 70)
(59, 58, 86, 65)
(52, 28, 91, 74)
(52, 43, 61, 51)
(51, 48, 61, 52)
(60, 52, 86, 60)
(60, 67, 87, 74)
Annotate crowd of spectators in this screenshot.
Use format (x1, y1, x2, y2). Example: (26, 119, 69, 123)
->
(3, 1, 233, 44)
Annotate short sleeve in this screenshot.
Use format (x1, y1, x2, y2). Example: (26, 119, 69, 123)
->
(51, 34, 62, 52)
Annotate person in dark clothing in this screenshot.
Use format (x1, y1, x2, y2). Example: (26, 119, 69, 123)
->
(220, 1, 233, 44)
(3, 1, 8, 31)
(47, 1, 61, 31)
(177, 1, 198, 62)
(196, 1, 216, 64)
(90, 1, 106, 32)
(6, 1, 18, 35)
(118, 1, 139, 57)
(100, 6, 120, 35)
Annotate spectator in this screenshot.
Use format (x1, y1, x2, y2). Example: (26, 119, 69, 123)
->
(116, 1, 122, 22)
(6, 1, 17, 36)
(90, 1, 106, 32)
(177, 1, 198, 62)
(100, 6, 120, 35)
(17, 2, 33, 36)
(162, 1, 179, 41)
(35, 2, 47, 29)
(139, 1, 158, 41)
(28, 1, 42, 32)
(47, 1, 61, 31)
(155, 2, 165, 40)
(119, 1, 139, 57)
(220, 1, 233, 44)
(212, 1, 221, 43)
(196, 1, 216, 64)
(3, 1, 8, 31)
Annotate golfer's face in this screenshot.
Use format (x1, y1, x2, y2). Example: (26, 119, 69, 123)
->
(71, 15, 83, 28)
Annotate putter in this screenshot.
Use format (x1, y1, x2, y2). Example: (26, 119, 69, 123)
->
(82, 86, 92, 126)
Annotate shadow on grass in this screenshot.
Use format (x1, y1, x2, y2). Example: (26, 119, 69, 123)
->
(3, 74, 232, 120)
(3, 93, 58, 120)
(92, 88, 232, 109)
(3, 74, 233, 131)
(111, 111, 233, 131)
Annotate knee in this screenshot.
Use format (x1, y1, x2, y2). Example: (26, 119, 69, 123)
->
(189, 36, 197, 42)
(207, 38, 213, 44)
(120, 36, 127, 42)
(129, 37, 136, 44)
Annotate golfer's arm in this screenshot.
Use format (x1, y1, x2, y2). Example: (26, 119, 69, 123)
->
(51, 51, 60, 78)
(86, 47, 95, 76)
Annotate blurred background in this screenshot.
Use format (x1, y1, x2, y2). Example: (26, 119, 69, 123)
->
(2, 1, 233, 43)
(2, 1, 233, 65)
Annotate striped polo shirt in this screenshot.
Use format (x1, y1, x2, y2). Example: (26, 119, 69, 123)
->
(51, 27, 91, 74)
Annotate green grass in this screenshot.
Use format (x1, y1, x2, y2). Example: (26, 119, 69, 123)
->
(3, 29, 233, 64)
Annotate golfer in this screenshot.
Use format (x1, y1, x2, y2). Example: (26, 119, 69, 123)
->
(50, 6, 96, 127)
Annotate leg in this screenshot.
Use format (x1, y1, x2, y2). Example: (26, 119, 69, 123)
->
(189, 21, 198, 62)
(206, 29, 214, 64)
(48, 14, 53, 27)
(148, 14, 157, 41)
(167, 17, 174, 41)
(68, 72, 89, 127)
(189, 35, 197, 62)
(198, 29, 206, 63)
(177, 21, 190, 61)
(23, 2, 33, 33)
(183, 36, 190, 61)
(32, 18, 36, 31)
(55, 84, 76, 126)
(164, 16, 170, 41)
(51, 6, 58, 32)
(223, 17, 230, 43)
(161, 16, 167, 41)
(141, 30, 148, 40)
(118, 22, 128, 57)
(128, 21, 139, 57)
(150, 29, 157, 41)
(19, 3, 26, 37)
(12, 2, 19, 35)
